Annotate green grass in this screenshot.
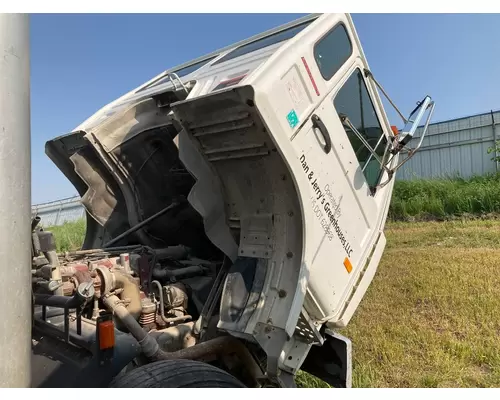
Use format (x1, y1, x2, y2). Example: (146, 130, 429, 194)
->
(389, 173, 500, 221)
(298, 220, 500, 388)
(341, 220, 500, 388)
(44, 219, 86, 252)
(46, 203, 500, 387)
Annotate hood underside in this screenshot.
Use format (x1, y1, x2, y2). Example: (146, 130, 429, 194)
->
(45, 97, 218, 259)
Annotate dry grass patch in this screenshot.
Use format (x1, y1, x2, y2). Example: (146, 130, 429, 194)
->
(299, 220, 500, 387)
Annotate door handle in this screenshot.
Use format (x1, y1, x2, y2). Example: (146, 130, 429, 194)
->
(312, 114, 332, 154)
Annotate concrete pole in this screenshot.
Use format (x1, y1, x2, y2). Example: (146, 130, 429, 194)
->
(0, 13, 31, 387)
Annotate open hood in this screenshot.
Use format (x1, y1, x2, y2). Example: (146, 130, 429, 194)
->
(45, 97, 217, 259)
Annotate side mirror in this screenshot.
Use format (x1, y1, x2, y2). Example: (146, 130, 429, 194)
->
(373, 96, 434, 190)
(358, 69, 436, 190)
(388, 96, 435, 172)
(339, 95, 435, 192)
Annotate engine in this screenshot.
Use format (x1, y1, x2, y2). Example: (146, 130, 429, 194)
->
(30, 217, 265, 389)
(31, 216, 219, 336)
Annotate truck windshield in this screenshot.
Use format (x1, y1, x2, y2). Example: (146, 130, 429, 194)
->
(212, 19, 316, 66)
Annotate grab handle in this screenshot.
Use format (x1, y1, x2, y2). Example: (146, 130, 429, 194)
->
(312, 114, 332, 154)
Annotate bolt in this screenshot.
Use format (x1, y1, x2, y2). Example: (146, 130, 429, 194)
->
(286, 252, 293, 259)
(288, 211, 294, 217)
(278, 289, 287, 298)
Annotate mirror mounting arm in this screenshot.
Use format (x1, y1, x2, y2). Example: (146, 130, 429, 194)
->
(363, 69, 436, 191)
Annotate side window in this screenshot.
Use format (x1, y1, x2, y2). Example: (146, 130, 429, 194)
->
(333, 69, 388, 188)
(314, 24, 352, 81)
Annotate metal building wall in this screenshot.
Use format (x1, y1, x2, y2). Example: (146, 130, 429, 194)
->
(31, 196, 85, 227)
(397, 110, 500, 180)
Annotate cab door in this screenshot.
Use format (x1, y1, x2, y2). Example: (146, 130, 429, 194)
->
(290, 19, 392, 323)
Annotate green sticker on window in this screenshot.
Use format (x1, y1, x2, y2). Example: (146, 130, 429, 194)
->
(287, 110, 299, 128)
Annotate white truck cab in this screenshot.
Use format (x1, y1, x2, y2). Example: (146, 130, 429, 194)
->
(38, 13, 434, 388)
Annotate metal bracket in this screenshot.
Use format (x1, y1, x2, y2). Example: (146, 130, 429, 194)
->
(138, 253, 151, 295)
(294, 308, 324, 345)
(364, 68, 408, 125)
(239, 214, 273, 259)
(340, 114, 384, 166)
(253, 323, 289, 385)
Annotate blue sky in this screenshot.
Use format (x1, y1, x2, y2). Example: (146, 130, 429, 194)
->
(31, 13, 500, 203)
